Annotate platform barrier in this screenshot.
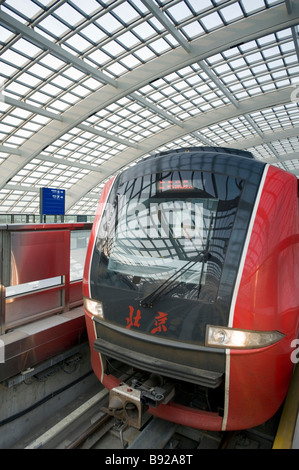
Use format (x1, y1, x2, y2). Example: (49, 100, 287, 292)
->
(0, 223, 92, 382)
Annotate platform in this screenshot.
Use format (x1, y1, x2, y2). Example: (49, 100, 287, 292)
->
(0, 306, 86, 383)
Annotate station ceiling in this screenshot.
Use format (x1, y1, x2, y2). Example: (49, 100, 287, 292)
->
(0, 0, 298, 216)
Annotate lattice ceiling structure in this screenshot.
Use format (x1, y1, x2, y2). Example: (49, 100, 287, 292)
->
(0, 0, 298, 216)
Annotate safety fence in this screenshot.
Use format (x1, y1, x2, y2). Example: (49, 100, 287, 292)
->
(0, 223, 92, 334)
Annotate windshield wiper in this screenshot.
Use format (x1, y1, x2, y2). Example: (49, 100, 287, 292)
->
(139, 252, 209, 308)
(197, 214, 214, 299)
(140, 216, 213, 308)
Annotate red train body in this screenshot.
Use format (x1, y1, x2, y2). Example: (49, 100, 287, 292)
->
(83, 148, 299, 431)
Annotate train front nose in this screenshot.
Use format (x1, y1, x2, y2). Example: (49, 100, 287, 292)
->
(84, 150, 299, 431)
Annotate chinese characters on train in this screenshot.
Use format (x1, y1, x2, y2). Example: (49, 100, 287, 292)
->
(126, 305, 168, 335)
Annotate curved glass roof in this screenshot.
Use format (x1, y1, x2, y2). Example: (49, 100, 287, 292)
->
(0, 0, 298, 216)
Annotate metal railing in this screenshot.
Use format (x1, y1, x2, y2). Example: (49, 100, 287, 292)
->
(0, 223, 92, 334)
(0, 214, 94, 224)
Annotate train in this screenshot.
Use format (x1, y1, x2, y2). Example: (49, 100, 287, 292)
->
(83, 147, 299, 431)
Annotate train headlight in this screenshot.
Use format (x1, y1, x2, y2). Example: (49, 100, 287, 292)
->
(84, 298, 104, 319)
(205, 325, 284, 349)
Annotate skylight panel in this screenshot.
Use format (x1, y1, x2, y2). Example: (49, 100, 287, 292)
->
(80, 23, 107, 43)
(167, 2, 193, 22)
(0, 62, 18, 79)
(70, 0, 100, 16)
(200, 12, 223, 31)
(132, 22, 157, 40)
(2, 114, 24, 127)
(105, 62, 127, 77)
(181, 21, 205, 40)
(118, 30, 139, 48)
(0, 26, 13, 44)
(13, 38, 42, 58)
(65, 34, 91, 53)
(257, 33, 277, 46)
(5, 135, 25, 147)
(267, 58, 284, 70)
(83, 77, 103, 91)
(220, 3, 244, 22)
(30, 115, 50, 126)
(187, 0, 213, 13)
(241, 0, 265, 13)
(28, 90, 52, 105)
(87, 49, 110, 66)
(51, 75, 73, 89)
(280, 41, 295, 53)
(63, 67, 85, 81)
(37, 15, 70, 38)
(113, 2, 140, 24)
(61, 92, 80, 105)
(102, 41, 126, 57)
(96, 13, 123, 34)
(148, 16, 165, 33)
(263, 45, 281, 58)
(150, 37, 171, 54)
(27, 63, 52, 79)
(246, 51, 264, 64)
(214, 63, 231, 74)
(0, 123, 13, 137)
(39, 83, 61, 97)
(40, 54, 66, 71)
(55, 3, 85, 26)
(121, 54, 141, 69)
(5, 81, 31, 98)
(1, 49, 29, 68)
(71, 84, 91, 98)
(14, 128, 33, 139)
(3, 0, 41, 20)
(47, 101, 70, 113)
(17, 72, 41, 88)
(229, 57, 247, 70)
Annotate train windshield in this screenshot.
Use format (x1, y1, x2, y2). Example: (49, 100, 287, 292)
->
(94, 170, 244, 302)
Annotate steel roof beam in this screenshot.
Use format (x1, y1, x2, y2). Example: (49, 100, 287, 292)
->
(198, 60, 240, 109)
(285, 0, 293, 14)
(0, 3, 298, 196)
(5, 149, 299, 198)
(140, 0, 191, 53)
(266, 150, 299, 164)
(292, 25, 299, 62)
(196, 63, 288, 160)
(0, 144, 105, 172)
(130, 92, 184, 128)
(2, 95, 63, 121)
(65, 87, 295, 210)
(2, 96, 138, 149)
(221, 126, 299, 152)
(0, 10, 118, 88)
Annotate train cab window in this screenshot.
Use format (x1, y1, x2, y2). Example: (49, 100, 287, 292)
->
(94, 171, 244, 303)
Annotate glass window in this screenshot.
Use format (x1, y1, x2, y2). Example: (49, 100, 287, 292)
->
(93, 171, 244, 302)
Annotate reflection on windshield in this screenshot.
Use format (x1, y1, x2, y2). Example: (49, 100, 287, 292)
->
(94, 170, 243, 302)
(109, 197, 217, 285)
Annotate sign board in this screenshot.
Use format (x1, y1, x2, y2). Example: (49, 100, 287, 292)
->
(40, 188, 65, 215)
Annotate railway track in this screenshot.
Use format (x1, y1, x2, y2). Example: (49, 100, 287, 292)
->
(25, 410, 277, 450)
(24, 387, 277, 450)
(14, 363, 278, 450)
(3, 353, 293, 450)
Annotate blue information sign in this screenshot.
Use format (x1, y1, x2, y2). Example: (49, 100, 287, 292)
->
(40, 188, 65, 215)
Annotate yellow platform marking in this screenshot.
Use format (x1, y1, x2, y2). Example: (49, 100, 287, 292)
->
(273, 363, 299, 449)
